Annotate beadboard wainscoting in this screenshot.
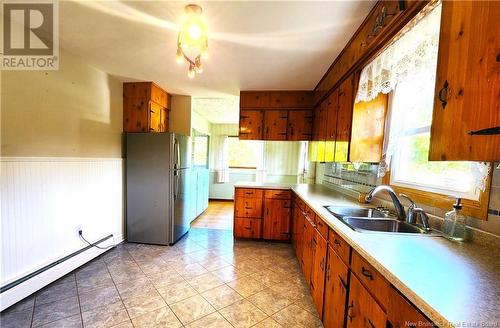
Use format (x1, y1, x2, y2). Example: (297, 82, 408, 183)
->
(0, 157, 124, 310)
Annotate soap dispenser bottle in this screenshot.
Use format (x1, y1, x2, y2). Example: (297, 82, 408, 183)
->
(443, 198, 467, 241)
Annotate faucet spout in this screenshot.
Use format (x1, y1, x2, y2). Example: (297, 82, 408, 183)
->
(365, 185, 406, 221)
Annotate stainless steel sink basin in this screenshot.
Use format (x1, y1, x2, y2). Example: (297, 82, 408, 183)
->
(324, 206, 438, 235)
(325, 206, 389, 219)
(342, 217, 429, 234)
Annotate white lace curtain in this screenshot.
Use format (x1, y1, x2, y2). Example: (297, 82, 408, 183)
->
(355, 2, 441, 103)
(355, 1, 491, 192)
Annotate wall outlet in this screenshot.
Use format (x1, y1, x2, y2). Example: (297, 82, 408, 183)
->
(76, 225, 83, 237)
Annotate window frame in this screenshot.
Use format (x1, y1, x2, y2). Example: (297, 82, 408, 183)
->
(382, 167, 492, 220)
(226, 136, 261, 170)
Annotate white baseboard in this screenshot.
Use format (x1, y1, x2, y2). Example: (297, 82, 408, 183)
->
(0, 235, 124, 311)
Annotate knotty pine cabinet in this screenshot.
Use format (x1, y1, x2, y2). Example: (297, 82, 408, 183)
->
(429, 1, 500, 161)
(323, 245, 350, 328)
(264, 110, 288, 141)
(239, 110, 263, 140)
(123, 82, 171, 133)
(234, 187, 291, 241)
(239, 91, 313, 141)
(288, 192, 435, 328)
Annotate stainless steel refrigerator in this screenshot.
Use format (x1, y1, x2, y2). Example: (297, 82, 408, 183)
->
(126, 132, 192, 245)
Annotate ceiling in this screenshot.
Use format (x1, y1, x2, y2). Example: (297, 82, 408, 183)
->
(192, 97, 240, 124)
(59, 1, 375, 123)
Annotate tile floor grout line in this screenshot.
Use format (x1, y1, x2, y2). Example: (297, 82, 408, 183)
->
(127, 243, 186, 327)
(75, 273, 85, 328)
(104, 248, 137, 328)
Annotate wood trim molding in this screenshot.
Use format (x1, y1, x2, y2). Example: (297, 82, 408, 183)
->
(382, 170, 492, 220)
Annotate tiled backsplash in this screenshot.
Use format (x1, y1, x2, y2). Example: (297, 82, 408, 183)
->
(317, 162, 500, 240)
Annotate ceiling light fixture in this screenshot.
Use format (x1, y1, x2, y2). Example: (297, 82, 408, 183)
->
(176, 4, 208, 79)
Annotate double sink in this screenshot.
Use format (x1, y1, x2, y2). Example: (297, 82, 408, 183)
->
(325, 206, 438, 235)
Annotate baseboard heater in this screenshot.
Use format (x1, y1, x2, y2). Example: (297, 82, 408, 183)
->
(0, 234, 115, 311)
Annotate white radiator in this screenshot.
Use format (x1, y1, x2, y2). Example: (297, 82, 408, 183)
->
(0, 157, 124, 310)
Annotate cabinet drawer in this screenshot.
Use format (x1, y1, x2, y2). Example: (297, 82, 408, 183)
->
(328, 230, 351, 265)
(315, 216, 329, 239)
(235, 188, 263, 199)
(304, 204, 315, 221)
(294, 196, 305, 211)
(265, 189, 291, 199)
(351, 251, 390, 311)
(234, 197, 263, 218)
(234, 218, 262, 239)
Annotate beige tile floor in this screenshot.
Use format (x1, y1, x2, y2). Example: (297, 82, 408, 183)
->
(191, 201, 234, 230)
(0, 228, 323, 328)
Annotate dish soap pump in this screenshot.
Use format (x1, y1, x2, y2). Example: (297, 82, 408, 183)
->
(443, 198, 467, 241)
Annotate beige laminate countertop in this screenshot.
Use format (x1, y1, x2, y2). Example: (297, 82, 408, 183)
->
(234, 182, 500, 327)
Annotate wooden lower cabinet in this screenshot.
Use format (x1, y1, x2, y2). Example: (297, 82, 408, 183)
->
(347, 275, 387, 328)
(234, 197, 263, 219)
(310, 230, 328, 318)
(323, 246, 349, 328)
(388, 286, 434, 328)
(292, 201, 305, 263)
(234, 218, 262, 239)
(263, 198, 291, 240)
(301, 216, 315, 281)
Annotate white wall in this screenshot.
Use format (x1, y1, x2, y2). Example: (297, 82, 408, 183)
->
(0, 49, 124, 306)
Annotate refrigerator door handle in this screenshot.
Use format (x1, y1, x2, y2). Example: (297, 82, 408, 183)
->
(174, 138, 180, 170)
(174, 171, 180, 201)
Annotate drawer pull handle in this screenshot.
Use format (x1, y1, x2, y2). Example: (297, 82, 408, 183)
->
(438, 80, 449, 109)
(361, 266, 374, 280)
(334, 239, 341, 245)
(244, 226, 252, 230)
(244, 207, 253, 210)
(245, 192, 254, 195)
(347, 301, 354, 321)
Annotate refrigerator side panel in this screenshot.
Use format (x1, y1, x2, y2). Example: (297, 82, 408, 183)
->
(126, 133, 172, 245)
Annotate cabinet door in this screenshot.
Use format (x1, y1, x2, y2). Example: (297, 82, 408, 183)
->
(264, 110, 288, 140)
(288, 110, 313, 141)
(123, 98, 149, 132)
(323, 246, 350, 328)
(349, 93, 387, 163)
(263, 199, 291, 240)
(336, 75, 355, 142)
(149, 101, 162, 132)
(234, 197, 263, 219)
(301, 217, 315, 284)
(347, 275, 387, 328)
(234, 218, 262, 239)
(326, 90, 339, 141)
(429, 1, 500, 161)
(310, 231, 328, 318)
(388, 286, 433, 328)
(159, 106, 169, 132)
(294, 206, 305, 263)
(240, 91, 271, 108)
(239, 110, 263, 140)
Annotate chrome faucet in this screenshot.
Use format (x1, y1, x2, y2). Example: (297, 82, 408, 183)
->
(365, 185, 406, 220)
(399, 193, 431, 231)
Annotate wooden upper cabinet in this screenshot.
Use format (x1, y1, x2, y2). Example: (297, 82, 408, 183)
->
(310, 231, 328, 318)
(239, 91, 313, 141)
(123, 82, 170, 133)
(263, 198, 291, 240)
(288, 110, 313, 141)
(240, 91, 271, 108)
(349, 93, 388, 163)
(239, 110, 263, 140)
(264, 110, 288, 141)
(336, 75, 355, 142)
(326, 90, 339, 141)
(347, 275, 387, 328)
(323, 246, 349, 328)
(429, 1, 500, 161)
